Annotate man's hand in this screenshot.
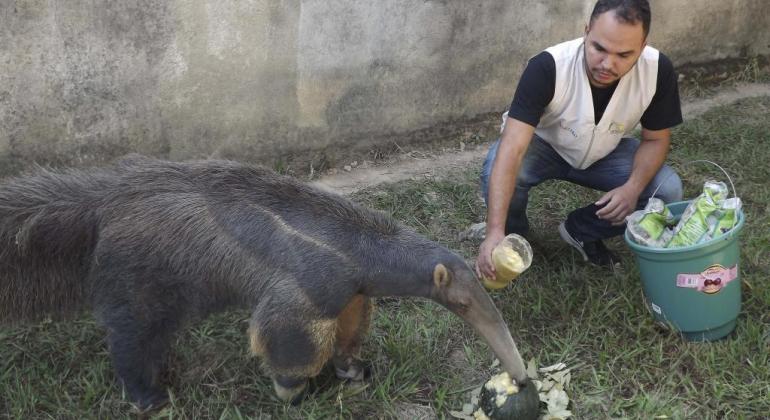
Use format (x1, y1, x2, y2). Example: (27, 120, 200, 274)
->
(596, 128, 672, 225)
(476, 230, 505, 280)
(595, 183, 642, 225)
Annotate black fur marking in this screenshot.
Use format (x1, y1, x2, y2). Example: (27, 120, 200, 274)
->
(264, 323, 317, 370)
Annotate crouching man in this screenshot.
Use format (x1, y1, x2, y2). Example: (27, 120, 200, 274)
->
(477, 0, 683, 279)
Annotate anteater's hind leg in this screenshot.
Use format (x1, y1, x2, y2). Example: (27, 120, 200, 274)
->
(332, 295, 372, 381)
(99, 304, 177, 411)
(91, 259, 182, 412)
(249, 315, 337, 404)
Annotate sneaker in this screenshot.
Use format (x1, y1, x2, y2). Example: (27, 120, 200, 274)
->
(558, 221, 620, 267)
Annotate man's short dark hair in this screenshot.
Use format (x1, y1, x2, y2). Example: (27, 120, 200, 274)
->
(590, 0, 651, 37)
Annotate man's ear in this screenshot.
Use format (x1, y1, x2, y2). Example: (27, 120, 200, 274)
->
(433, 264, 452, 289)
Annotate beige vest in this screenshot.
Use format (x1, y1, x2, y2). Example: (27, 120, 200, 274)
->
(503, 37, 659, 169)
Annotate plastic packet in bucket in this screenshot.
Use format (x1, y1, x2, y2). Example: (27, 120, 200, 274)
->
(626, 180, 741, 248)
(705, 197, 742, 241)
(626, 198, 675, 247)
(667, 180, 729, 248)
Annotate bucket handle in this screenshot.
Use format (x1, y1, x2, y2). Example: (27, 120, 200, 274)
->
(651, 159, 737, 200)
(651, 159, 739, 228)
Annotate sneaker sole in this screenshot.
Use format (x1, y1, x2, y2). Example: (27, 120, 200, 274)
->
(558, 221, 588, 262)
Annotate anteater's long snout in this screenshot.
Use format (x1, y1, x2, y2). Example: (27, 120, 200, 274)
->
(455, 283, 528, 384)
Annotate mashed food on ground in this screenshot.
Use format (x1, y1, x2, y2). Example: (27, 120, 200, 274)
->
(484, 371, 520, 407)
(473, 407, 491, 420)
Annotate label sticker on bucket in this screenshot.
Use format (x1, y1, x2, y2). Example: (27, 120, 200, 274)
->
(676, 264, 738, 294)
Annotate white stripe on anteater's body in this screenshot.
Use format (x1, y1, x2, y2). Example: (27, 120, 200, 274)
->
(247, 202, 353, 264)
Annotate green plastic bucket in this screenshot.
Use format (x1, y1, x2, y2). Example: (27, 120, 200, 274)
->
(625, 200, 744, 341)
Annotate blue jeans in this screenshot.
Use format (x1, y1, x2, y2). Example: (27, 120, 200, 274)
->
(480, 135, 683, 242)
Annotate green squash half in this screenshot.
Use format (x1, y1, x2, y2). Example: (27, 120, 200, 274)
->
(479, 380, 540, 420)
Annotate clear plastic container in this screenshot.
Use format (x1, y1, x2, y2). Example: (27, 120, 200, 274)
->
(482, 234, 533, 290)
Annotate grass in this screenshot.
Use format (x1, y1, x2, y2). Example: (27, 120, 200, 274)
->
(2, 96, 770, 419)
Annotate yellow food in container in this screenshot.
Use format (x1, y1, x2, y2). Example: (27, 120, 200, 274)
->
(482, 234, 532, 290)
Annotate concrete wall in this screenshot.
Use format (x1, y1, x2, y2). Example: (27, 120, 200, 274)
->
(1, 0, 769, 173)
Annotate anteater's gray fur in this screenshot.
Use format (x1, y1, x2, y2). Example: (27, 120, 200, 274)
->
(0, 154, 476, 409)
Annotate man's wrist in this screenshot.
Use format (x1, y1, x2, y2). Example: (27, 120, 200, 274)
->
(485, 222, 505, 237)
(623, 179, 645, 196)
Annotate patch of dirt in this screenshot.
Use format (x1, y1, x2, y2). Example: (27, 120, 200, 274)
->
(313, 82, 770, 195)
(678, 82, 770, 120)
(312, 144, 488, 196)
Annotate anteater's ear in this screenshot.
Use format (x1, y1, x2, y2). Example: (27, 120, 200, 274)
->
(433, 264, 451, 289)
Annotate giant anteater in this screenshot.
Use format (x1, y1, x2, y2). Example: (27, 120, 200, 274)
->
(0, 154, 528, 410)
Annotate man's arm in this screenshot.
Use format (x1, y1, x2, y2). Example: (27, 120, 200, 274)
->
(476, 118, 535, 280)
(597, 52, 682, 224)
(594, 127, 671, 224)
(476, 51, 554, 279)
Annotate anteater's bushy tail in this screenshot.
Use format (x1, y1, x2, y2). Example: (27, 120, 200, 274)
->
(0, 167, 106, 323)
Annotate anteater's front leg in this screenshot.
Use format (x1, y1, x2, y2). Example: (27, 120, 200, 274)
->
(249, 314, 336, 404)
(332, 295, 372, 381)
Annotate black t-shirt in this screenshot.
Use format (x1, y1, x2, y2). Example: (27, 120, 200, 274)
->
(508, 50, 683, 130)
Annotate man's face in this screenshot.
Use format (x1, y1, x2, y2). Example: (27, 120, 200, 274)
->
(584, 10, 647, 87)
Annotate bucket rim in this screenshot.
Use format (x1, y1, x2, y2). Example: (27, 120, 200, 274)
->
(624, 200, 745, 254)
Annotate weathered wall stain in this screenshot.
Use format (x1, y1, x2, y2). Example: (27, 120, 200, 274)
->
(1, 0, 177, 172)
(1, 0, 768, 175)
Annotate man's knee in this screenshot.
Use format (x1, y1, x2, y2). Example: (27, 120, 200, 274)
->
(649, 166, 683, 203)
(480, 139, 501, 203)
(515, 163, 540, 188)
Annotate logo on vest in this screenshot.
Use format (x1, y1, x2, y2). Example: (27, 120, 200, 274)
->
(609, 122, 625, 134)
(558, 122, 578, 138)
